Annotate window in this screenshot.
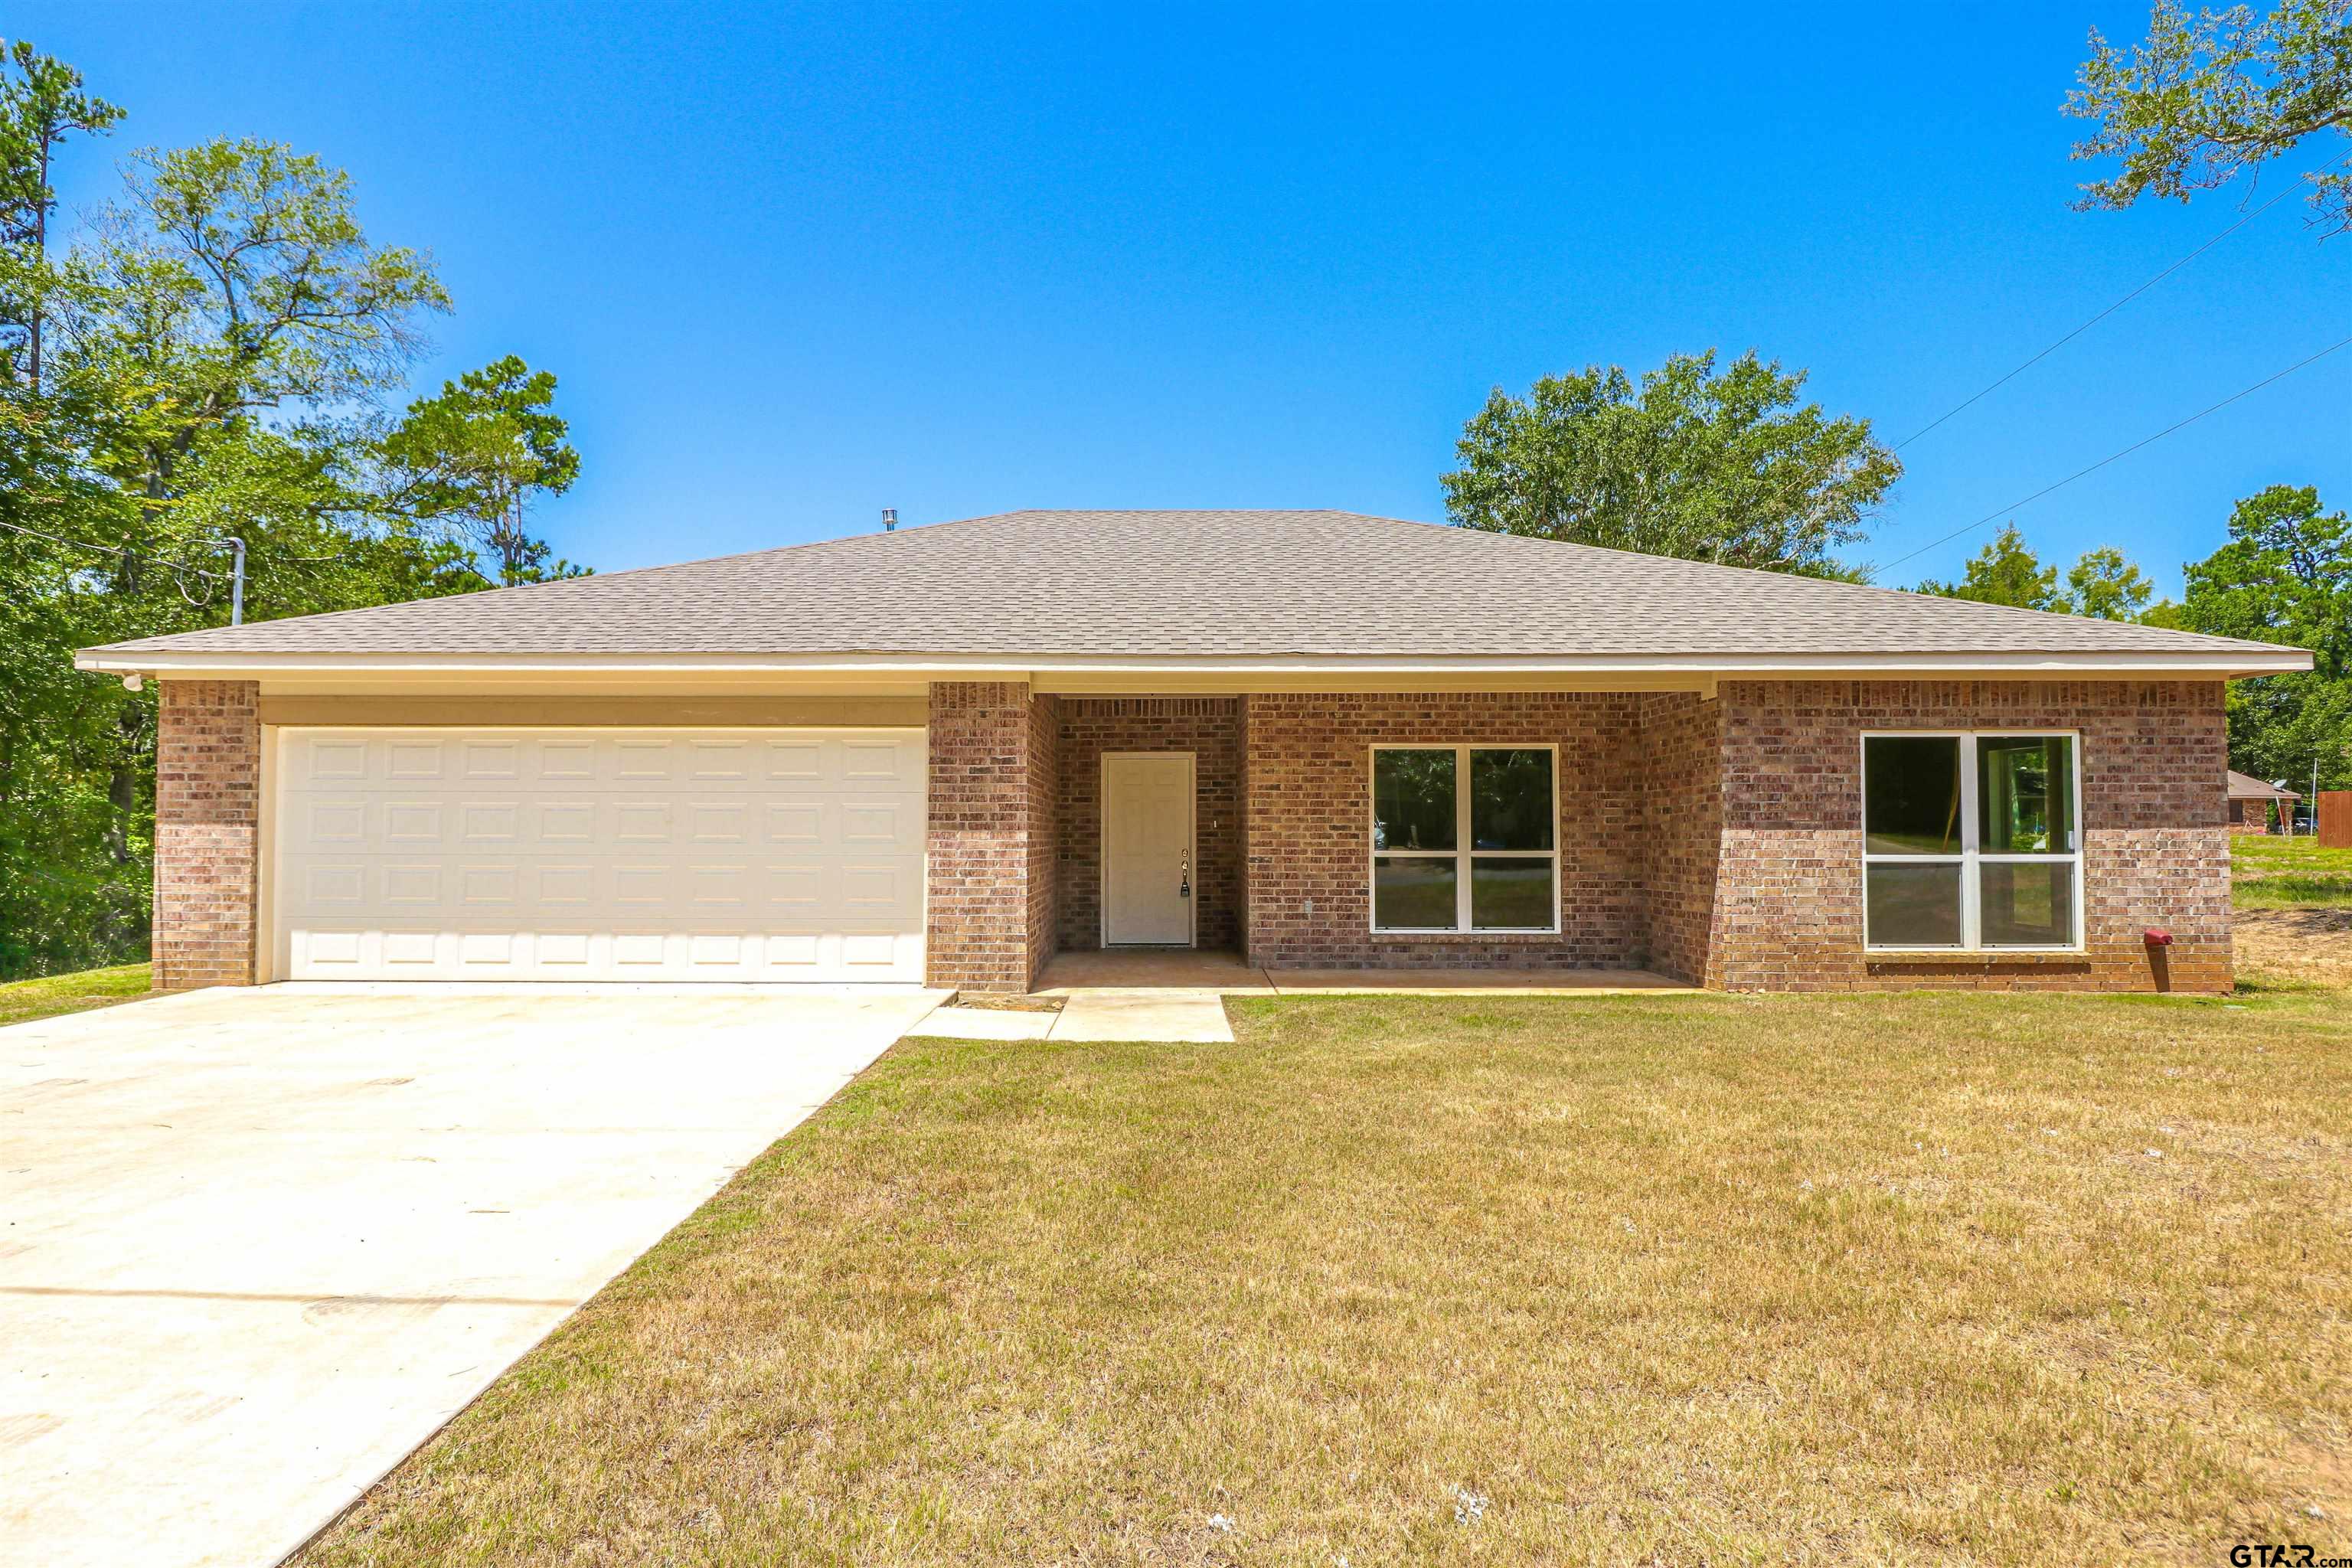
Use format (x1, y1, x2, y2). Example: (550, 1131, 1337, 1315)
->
(1861, 732, 2081, 949)
(1371, 746, 1558, 932)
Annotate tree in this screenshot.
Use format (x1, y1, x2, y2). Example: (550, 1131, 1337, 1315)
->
(0, 45, 589, 977)
(2174, 484, 2352, 790)
(2180, 484, 2349, 671)
(2060, 544, 2157, 620)
(1919, 528, 2166, 620)
(1918, 524, 2063, 609)
(0, 40, 122, 389)
(2067, 0, 2352, 234)
(382, 354, 584, 584)
(1442, 349, 1901, 577)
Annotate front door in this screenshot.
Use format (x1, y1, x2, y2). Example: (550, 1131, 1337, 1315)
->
(1102, 751, 1195, 946)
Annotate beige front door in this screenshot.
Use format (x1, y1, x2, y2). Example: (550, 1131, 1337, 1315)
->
(1102, 751, 1196, 946)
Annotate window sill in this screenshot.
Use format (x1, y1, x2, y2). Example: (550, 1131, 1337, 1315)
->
(1371, 929, 1565, 942)
(1864, 949, 2088, 967)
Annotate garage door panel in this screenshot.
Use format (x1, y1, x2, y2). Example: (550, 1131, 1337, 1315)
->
(276, 728, 926, 982)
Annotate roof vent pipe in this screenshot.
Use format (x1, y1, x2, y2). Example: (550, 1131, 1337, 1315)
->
(882, 508, 897, 532)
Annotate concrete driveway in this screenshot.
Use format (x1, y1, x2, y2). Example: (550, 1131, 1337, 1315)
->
(0, 982, 946, 1568)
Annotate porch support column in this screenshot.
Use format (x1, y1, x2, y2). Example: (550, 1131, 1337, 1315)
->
(925, 681, 1056, 992)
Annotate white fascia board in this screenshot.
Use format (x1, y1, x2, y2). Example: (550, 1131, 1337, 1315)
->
(74, 645, 2314, 679)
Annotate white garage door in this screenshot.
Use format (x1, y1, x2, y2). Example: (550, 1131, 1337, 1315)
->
(273, 727, 926, 982)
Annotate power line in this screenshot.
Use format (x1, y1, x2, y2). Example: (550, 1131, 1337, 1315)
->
(0, 516, 234, 579)
(0, 514, 132, 558)
(1893, 160, 2343, 452)
(1873, 335, 2352, 577)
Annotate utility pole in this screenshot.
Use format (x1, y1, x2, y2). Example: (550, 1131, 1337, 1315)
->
(222, 536, 246, 627)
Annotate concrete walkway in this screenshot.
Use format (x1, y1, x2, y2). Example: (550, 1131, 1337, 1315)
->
(914, 992, 1235, 1043)
(1, 982, 946, 1568)
(1047, 989, 1234, 1042)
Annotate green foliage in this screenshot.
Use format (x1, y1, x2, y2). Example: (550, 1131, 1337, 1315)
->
(1917, 528, 2161, 622)
(0, 38, 122, 389)
(2174, 485, 2352, 790)
(1918, 524, 2063, 610)
(1442, 349, 1901, 577)
(383, 354, 585, 584)
(2067, 0, 2352, 234)
(2063, 546, 2157, 621)
(0, 42, 585, 978)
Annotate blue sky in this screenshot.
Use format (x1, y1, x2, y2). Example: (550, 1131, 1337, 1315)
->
(19, 2, 2349, 593)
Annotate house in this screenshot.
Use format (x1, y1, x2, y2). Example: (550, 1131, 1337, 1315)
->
(2225, 770, 2298, 835)
(76, 511, 2311, 996)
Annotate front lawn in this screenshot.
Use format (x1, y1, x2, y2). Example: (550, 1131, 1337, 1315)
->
(0, 962, 152, 1027)
(305, 982, 2352, 1566)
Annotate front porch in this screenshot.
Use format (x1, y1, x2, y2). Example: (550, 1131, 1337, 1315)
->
(924, 679, 2236, 998)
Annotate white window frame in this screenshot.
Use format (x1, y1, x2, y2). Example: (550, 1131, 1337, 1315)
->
(1367, 743, 1561, 935)
(1860, 729, 2086, 953)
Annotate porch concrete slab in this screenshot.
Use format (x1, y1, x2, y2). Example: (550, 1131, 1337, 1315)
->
(1033, 950, 1694, 998)
(915, 1004, 1058, 1040)
(1265, 968, 1695, 995)
(1047, 991, 1236, 1043)
(0, 982, 946, 1568)
(1033, 950, 1275, 994)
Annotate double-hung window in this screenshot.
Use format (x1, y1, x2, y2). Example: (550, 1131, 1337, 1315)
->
(1370, 746, 1558, 933)
(1862, 732, 2082, 949)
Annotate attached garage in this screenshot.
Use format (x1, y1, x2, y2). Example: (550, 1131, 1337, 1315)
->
(269, 727, 927, 982)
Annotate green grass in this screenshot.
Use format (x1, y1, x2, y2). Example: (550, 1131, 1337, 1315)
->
(0, 962, 152, 1027)
(302, 985, 2352, 1567)
(2234, 833, 2352, 879)
(2236, 874, 2352, 909)
(2233, 835, 2352, 910)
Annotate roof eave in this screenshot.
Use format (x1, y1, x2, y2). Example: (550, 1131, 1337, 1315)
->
(72, 646, 2316, 680)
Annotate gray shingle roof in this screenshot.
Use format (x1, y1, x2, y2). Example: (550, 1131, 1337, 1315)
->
(87, 509, 2298, 663)
(2226, 770, 2299, 800)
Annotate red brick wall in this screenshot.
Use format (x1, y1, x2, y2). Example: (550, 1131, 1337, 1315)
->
(1241, 692, 1647, 970)
(1640, 692, 1721, 985)
(1027, 694, 1060, 981)
(152, 679, 261, 990)
(1710, 679, 2232, 993)
(926, 681, 1050, 991)
(1055, 698, 1243, 952)
(1234, 701, 1250, 952)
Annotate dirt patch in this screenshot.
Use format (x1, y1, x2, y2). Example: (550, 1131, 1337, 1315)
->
(950, 991, 1066, 1013)
(2236, 907, 2352, 988)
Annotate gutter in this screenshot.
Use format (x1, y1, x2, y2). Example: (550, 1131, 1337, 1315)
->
(72, 648, 2315, 681)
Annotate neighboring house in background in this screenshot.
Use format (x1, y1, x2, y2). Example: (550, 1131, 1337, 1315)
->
(2225, 770, 2299, 835)
(77, 511, 2311, 997)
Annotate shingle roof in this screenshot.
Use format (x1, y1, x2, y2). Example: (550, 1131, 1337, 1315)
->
(2226, 770, 2300, 800)
(87, 508, 2298, 664)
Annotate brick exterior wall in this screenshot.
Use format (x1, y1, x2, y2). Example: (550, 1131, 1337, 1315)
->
(926, 681, 1057, 991)
(1241, 692, 1648, 970)
(1027, 694, 1060, 977)
(141, 675, 2224, 998)
(1639, 692, 1721, 985)
(152, 679, 261, 990)
(1055, 698, 1243, 952)
(1707, 679, 2232, 993)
